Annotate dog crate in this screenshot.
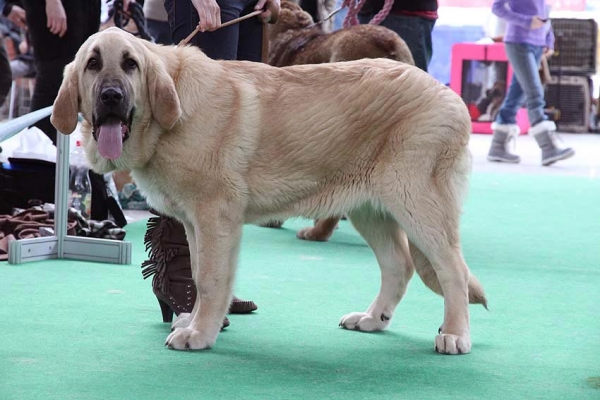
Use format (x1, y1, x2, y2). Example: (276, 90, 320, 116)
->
(450, 42, 529, 134)
(548, 18, 598, 76)
(544, 75, 591, 133)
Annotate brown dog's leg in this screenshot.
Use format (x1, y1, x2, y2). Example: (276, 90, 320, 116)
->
(296, 216, 340, 241)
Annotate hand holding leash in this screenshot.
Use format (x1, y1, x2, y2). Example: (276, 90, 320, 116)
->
(192, 0, 222, 32)
(255, 0, 280, 24)
(178, 9, 266, 47)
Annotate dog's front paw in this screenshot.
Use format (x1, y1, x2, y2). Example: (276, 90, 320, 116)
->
(434, 334, 471, 355)
(339, 312, 391, 332)
(171, 312, 192, 331)
(165, 328, 217, 350)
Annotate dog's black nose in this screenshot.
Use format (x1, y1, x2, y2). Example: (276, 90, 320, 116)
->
(100, 87, 123, 107)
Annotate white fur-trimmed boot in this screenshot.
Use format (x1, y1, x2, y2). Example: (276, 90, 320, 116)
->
(487, 123, 521, 163)
(529, 120, 575, 166)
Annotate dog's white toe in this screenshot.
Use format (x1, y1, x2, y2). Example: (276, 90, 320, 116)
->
(165, 328, 216, 350)
(339, 312, 390, 332)
(171, 313, 192, 330)
(434, 334, 471, 355)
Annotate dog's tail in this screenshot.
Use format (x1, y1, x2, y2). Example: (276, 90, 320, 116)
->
(409, 241, 488, 309)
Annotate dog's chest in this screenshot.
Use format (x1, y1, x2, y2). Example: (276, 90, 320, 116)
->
(130, 170, 182, 218)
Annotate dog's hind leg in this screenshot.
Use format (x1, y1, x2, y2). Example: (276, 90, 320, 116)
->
(381, 163, 475, 354)
(339, 203, 415, 331)
(297, 216, 341, 242)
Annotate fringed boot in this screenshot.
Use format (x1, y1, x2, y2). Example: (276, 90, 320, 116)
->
(141, 212, 258, 328)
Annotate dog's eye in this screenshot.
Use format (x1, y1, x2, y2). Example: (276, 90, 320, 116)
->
(124, 58, 138, 70)
(87, 57, 99, 70)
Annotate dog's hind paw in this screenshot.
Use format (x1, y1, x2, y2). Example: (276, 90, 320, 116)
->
(339, 312, 391, 332)
(171, 312, 192, 331)
(434, 334, 471, 355)
(296, 226, 333, 242)
(165, 328, 216, 350)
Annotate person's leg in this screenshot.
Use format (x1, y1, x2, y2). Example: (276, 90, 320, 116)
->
(236, 0, 263, 62)
(0, 40, 12, 106)
(22, 0, 101, 144)
(493, 43, 574, 165)
(358, 13, 435, 72)
(496, 71, 525, 126)
(506, 43, 574, 164)
(504, 43, 546, 126)
(487, 43, 528, 163)
(146, 18, 173, 45)
(166, 0, 244, 60)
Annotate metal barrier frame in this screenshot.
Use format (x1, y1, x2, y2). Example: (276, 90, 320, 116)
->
(1, 107, 132, 265)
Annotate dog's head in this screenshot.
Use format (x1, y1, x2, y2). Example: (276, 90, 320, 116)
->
(269, 0, 315, 39)
(51, 27, 181, 171)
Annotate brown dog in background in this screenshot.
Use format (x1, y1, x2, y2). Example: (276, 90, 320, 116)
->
(266, 0, 415, 241)
(269, 1, 414, 68)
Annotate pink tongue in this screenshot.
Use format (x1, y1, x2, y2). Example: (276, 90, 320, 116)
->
(97, 121, 123, 160)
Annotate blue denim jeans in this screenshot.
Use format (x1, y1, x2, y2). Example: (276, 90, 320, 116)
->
(164, 0, 263, 61)
(358, 13, 435, 72)
(495, 42, 546, 126)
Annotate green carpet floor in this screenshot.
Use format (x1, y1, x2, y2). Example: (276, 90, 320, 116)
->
(1, 172, 599, 400)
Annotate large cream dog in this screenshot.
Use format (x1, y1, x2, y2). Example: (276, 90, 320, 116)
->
(51, 27, 487, 355)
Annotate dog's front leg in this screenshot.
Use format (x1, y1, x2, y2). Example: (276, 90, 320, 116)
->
(169, 221, 200, 331)
(165, 202, 243, 351)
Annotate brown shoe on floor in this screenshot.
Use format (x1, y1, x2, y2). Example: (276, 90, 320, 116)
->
(229, 296, 258, 314)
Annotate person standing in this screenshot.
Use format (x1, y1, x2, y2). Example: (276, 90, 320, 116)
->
(21, 0, 101, 144)
(487, 0, 574, 166)
(357, 0, 437, 72)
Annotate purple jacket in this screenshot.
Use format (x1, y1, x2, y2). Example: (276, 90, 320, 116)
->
(492, 0, 555, 49)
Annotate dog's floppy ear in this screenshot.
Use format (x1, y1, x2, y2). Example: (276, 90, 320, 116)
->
(147, 54, 181, 130)
(51, 62, 79, 135)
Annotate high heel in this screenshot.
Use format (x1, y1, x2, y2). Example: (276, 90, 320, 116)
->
(157, 297, 173, 323)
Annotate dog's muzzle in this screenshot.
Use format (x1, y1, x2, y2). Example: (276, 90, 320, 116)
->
(93, 86, 133, 160)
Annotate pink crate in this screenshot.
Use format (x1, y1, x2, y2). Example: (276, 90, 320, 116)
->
(450, 42, 530, 134)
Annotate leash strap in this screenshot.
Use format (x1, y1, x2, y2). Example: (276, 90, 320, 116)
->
(177, 9, 270, 63)
(177, 10, 263, 47)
